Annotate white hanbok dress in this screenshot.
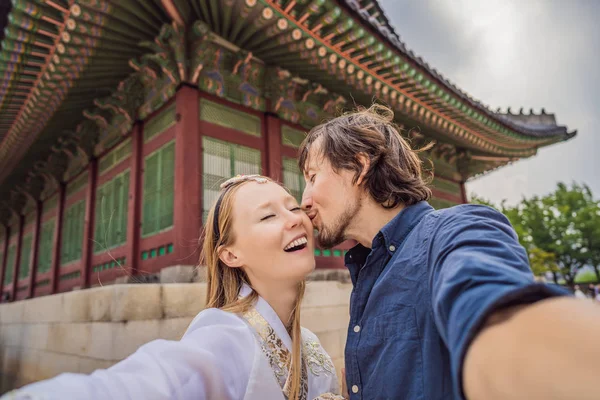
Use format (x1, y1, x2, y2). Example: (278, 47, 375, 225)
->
(1, 286, 343, 400)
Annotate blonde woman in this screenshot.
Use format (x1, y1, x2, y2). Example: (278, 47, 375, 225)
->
(3, 175, 343, 400)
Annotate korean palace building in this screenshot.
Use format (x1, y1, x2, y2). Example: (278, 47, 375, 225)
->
(0, 0, 576, 302)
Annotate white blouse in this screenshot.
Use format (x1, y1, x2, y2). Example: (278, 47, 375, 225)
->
(2, 286, 342, 400)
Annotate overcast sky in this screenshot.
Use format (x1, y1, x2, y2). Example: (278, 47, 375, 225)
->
(378, 0, 600, 205)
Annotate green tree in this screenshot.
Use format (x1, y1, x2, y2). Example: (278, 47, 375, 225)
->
(472, 182, 599, 286)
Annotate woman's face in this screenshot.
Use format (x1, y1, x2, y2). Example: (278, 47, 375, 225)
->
(222, 181, 315, 286)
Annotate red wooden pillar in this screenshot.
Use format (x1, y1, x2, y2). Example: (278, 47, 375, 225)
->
(10, 215, 25, 297)
(26, 201, 42, 298)
(0, 225, 9, 300)
(80, 159, 98, 289)
(265, 114, 282, 181)
(126, 124, 143, 276)
(173, 86, 202, 265)
(460, 182, 468, 203)
(50, 184, 66, 294)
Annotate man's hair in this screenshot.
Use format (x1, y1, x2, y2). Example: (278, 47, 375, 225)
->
(298, 104, 432, 209)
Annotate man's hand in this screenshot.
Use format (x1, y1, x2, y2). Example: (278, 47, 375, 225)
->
(463, 297, 600, 400)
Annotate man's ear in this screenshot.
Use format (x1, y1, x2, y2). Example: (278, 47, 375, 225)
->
(355, 153, 370, 186)
(219, 246, 243, 268)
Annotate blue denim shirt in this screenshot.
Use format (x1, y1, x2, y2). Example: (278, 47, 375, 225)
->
(344, 201, 568, 399)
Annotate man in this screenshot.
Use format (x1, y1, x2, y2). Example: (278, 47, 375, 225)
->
(299, 104, 600, 400)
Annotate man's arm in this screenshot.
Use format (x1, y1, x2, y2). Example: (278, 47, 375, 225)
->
(464, 296, 600, 400)
(429, 205, 578, 400)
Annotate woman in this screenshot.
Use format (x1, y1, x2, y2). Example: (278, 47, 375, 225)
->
(3, 175, 344, 400)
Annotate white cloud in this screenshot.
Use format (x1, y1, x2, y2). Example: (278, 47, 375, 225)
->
(379, 0, 600, 204)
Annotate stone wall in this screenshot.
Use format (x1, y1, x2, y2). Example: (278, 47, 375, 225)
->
(0, 281, 351, 394)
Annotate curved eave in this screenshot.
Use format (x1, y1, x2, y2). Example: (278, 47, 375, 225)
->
(0, 0, 170, 184)
(335, 0, 575, 143)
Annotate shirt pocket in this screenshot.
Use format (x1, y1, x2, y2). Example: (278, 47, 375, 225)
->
(371, 305, 419, 340)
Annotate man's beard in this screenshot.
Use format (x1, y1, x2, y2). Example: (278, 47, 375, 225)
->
(315, 198, 361, 249)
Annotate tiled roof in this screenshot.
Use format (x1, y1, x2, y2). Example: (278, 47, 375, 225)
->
(338, 0, 575, 140)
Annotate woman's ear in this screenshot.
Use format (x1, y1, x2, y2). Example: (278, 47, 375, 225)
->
(219, 246, 242, 268)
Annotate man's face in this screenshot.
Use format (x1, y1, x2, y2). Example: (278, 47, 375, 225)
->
(301, 140, 362, 249)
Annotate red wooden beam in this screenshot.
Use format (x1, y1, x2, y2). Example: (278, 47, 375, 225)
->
(10, 216, 24, 299)
(0, 224, 9, 301)
(50, 184, 66, 294)
(26, 201, 42, 299)
(265, 114, 282, 181)
(173, 86, 202, 266)
(125, 124, 143, 278)
(460, 182, 468, 203)
(80, 159, 98, 289)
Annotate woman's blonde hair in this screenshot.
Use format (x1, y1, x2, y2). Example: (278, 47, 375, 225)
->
(200, 175, 306, 400)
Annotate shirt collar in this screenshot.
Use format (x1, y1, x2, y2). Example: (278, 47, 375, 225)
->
(239, 283, 293, 352)
(345, 201, 434, 283)
(379, 201, 434, 254)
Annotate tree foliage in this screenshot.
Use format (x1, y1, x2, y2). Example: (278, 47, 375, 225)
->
(471, 182, 600, 286)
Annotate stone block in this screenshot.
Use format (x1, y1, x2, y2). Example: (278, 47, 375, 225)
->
(307, 269, 351, 283)
(1, 346, 21, 393)
(314, 330, 343, 360)
(17, 348, 40, 387)
(0, 301, 24, 324)
(112, 320, 160, 360)
(22, 294, 63, 323)
(21, 323, 50, 351)
(159, 317, 193, 340)
(160, 265, 196, 283)
(332, 357, 345, 388)
(192, 265, 208, 282)
(46, 323, 91, 355)
(88, 286, 113, 322)
(36, 351, 81, 381)
(1, 324, 24, 348)
(86, 322, 115, 361)
(302, 282, 352, 309)
(301, 305, 350, 334)
(62, 290, 92, 322)
(162, 283, 206, 319)
(78, 357, 116, 374)
(110, 285, 162, 322)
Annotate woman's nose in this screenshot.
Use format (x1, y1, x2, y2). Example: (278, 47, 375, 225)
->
(285, 210, 303, 229)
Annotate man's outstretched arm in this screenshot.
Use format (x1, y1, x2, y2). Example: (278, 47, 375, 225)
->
(463, 297, 600, 400)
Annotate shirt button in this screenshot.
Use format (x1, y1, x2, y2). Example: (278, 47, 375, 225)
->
(389, 245, 396, 252)
(352, 385, 359, 394)
(353, 325, 361, 333)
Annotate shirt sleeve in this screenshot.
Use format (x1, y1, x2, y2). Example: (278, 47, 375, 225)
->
(428, 205, 569, 400)
(2, 309, 256, 400)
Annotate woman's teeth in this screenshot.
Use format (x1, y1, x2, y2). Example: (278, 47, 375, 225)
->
(284, 236, 308, 251)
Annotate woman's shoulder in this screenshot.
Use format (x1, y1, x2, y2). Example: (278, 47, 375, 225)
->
(184, 307, 249, 336)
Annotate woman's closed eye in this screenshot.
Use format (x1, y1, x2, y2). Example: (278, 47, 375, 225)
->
(260, 208, 301, 221)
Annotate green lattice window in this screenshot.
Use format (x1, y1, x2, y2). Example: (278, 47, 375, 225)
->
(200, 99, 261, 137)
(94, 170, 130, 253)
(37, 219, 55, 274)
(142, 141, 175, 237)
(281, 125, 306, 149)
(282, 157, 305, 204)
(98, 138, 132, 175)
(61, 200, 86, 265)
(19, 234, 33, 279)
(4, 244, 16, 285)
(144, 103, 176, 143)
(202, 137, 262, 221)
